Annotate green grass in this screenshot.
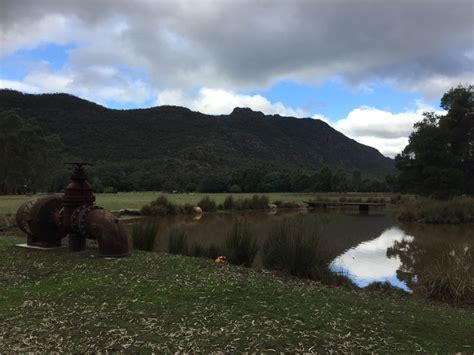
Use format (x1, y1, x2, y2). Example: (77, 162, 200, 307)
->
(0, 234, 473, 352)
(0, 192, 397, 217)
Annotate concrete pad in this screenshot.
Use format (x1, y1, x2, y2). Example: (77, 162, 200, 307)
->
(16, 243, 67, 250)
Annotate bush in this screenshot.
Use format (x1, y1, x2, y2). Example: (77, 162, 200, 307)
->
(141, 195, 180, 216)
(229, 184, 242, 193)
(225, 219, 259, 267)
(262, 217, 323, 278)
(168, 228, 188, 255)
(103, 186, 116, 193)
(227, 195, 270, 210)
(131, 220, 158, 251)
(197, 196, 217, 212)
(223, 195, 235, 210)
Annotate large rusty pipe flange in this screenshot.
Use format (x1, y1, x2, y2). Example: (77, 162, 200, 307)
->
(15, 195, 66, 247)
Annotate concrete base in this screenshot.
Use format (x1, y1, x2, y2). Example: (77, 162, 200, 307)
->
(16, 243, 67, 250)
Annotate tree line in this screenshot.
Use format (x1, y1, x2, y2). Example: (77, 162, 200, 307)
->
(1, 85, 471, 196)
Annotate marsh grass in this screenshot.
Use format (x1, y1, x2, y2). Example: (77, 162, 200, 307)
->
(131, 220, 159, 251)
(420, 245, 474, 305)
(262, 217, 326, 279)
(398, 197, 474, 224)
(168, 228, 188, 255)
(222, 194, 269, 210)
(225, 219, 259, 267)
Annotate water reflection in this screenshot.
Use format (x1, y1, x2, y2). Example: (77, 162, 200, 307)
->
(330, 227, 414, 291)
(126, 210, 473, 297)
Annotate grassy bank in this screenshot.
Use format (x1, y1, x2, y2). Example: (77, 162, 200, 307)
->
(398, 197, 474, 224)
(0, 192, 396, 216)
(0, 235, 472, 352)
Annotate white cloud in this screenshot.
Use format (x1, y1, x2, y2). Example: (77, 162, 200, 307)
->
(332, 104, 446, 157)
(311, 114, 332, 125)
(0, 79, 40, 93)
(156, 88, 307, 117)
(331, 227, 414, 285)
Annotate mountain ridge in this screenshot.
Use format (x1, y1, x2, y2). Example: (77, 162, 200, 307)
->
(0, 89, 394, 177)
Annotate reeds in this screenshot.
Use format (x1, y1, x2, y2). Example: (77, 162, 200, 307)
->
(262, 217, 324, 278)
(225, 219, 259, 267)
(168, 228, 188, 255)
(222, 194, 269, 210)
(397, 197, 474, 224)
(131, 220, 159, 251)
(420, 245, 474, 305)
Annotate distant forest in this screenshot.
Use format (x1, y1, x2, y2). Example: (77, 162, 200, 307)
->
(1, 85, 471, 196)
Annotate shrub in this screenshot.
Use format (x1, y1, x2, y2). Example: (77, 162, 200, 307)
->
(262, 217, 323, 278)
(131, 220, 158, 251)
(229, 184, 242, 193)
(223, 195, 235, 210)
(168, 228, 188, 255)
(197, 196, 217, 212)
(103, 186, 116, 193)
(141, 195, 180, 216)
(225, 219, 259, 267)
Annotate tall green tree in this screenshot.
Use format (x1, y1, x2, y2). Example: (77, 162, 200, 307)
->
(0, 110, 63, 194)
(395, 85, 473, 196)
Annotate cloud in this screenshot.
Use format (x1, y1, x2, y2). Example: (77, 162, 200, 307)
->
(1, 0, 472, 97)
(331, 227, 414, 288)
(332, 104, 446, 157)
(1, 65, 154, 106)
(156, 88, 307, 116)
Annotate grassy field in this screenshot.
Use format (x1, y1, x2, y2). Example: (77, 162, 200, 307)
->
(0, 191, 395, 216)
(0, 234, 472, 352)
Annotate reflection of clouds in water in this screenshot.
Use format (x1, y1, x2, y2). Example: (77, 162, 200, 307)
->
(330, 227, 414, 291)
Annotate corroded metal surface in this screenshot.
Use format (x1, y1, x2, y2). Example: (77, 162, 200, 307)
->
(15, 163, 131, 257)
(15, 195, 66, 247)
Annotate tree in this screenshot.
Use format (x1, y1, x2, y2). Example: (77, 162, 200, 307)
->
(395, 85, 473, 197)
(0, 110, 63, 194)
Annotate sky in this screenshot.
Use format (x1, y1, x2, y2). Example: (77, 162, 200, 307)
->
(1, 0, 473, 157)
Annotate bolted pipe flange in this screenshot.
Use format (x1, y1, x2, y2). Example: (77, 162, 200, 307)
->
(71, 205, 104, 237)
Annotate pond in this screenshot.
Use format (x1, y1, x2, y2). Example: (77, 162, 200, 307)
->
(128, 208, 474, 293)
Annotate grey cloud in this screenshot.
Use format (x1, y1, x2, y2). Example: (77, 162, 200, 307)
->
(1, 0, 473, 94)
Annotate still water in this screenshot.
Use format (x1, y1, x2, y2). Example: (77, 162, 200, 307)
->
(131, 209, 473, 292)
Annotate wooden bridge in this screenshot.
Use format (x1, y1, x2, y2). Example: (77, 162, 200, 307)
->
(305, 201, 386, 212)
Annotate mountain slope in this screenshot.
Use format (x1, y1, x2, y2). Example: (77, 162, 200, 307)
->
(0, 90, 394, 176)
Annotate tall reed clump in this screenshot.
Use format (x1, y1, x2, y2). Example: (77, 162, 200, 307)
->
(197, 196, 217, 212)
(398, 197, 474, 224)
(225, 219, 259, 267)
(141, 195, 179, 216)
(168, 228, 188, 255)
(262, 217, 324, 279)
(419, 245, 474, 305)
(131, 220, 159, 251)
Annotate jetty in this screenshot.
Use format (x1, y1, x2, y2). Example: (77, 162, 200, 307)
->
(305, 201, 386, 212)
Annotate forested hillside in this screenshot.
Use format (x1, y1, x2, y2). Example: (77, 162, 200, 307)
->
(0, 90, 394, 192)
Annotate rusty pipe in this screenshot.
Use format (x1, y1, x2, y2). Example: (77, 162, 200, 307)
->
(71, 205, 130, 257)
